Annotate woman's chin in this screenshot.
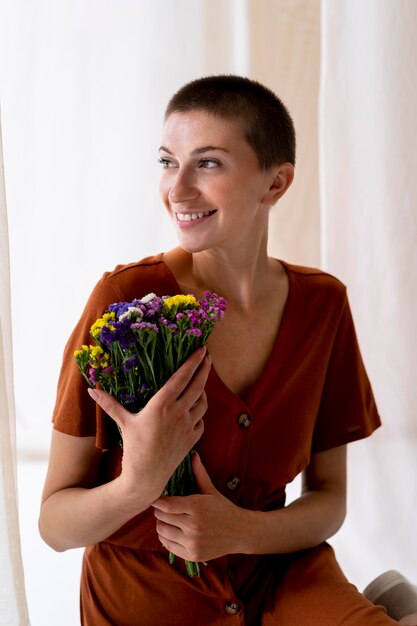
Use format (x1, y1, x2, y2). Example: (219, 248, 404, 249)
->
(175, 231, 212, 254)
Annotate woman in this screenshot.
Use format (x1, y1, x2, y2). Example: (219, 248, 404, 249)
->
(39, 75, 417, 625)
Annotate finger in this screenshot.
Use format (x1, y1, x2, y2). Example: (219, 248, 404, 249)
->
(155, 516, 185, 537)
(152, 495, 192, 514)
(177, 355, 211, 408)
(162, 347, 207, 400)
(190, 417, 205, 448)
(156, 520, 186, 547)
(189, 390, 207, 414)
(87, 387, 130, 428)
(191, 451, 216, 494)
(192, 415, 205, 433)
(158, 536, 187, 560)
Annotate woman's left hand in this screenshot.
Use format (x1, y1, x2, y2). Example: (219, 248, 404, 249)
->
(152, 452, 248, 562)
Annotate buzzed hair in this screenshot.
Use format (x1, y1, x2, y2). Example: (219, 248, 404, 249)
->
(165, 75, 296, 170)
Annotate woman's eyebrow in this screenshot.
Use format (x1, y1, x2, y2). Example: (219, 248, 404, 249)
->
(158, 145, 230, 155)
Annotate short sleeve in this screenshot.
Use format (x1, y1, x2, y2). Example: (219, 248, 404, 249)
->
(51, 255, 177, 450)
(52, 275, 123, 449)
(311, 294, 381, 452)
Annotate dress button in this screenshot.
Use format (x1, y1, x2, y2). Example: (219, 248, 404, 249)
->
(225, 601, 240, 615)
(237, 412, 251, 428)
(226, 476, 241, 491)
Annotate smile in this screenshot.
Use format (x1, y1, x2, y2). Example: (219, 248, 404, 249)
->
(175, 210, 216, 222)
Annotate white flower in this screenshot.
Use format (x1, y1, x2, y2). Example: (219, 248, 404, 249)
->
(119, 307, 144, 322)
(140, 293, 157, 304)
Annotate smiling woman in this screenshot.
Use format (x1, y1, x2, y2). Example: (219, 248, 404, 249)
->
(37, 75, 414, 625)
(158, 109, 294, 257)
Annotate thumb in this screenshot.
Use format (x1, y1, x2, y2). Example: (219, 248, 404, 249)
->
(191, 451, 216, 495)
(87, 387, 129, 429)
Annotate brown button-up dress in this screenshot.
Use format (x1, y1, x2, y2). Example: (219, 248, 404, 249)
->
(52, 254, 384, 625)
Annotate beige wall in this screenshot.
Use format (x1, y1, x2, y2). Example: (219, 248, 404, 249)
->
(250, 0, 321, 265)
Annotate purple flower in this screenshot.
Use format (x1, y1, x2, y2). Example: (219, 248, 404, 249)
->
(107, 301, 131, 318)
(185, 308, 209, 327)
(200, 292, 227, 318)
(120, 393, 140, 413)
(107, 296, 163, 322)
(122, 355, 138, 372)
(131, 322, 159, 333)
(101, 320, 136, 349)
(158, 316, 178, 332)
(140, 296, 163, 320)
(88, 367, 98, 385)
(100, 324, 117, 346)
(185, 328, 203, 337)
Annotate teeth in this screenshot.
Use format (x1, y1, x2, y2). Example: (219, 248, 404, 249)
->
(176, 211, 213, 222)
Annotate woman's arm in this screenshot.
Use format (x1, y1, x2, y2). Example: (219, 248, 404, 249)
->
(246, 443, 347, 553)
(39, 348, 211, 552)
(152, 444, 347, 562)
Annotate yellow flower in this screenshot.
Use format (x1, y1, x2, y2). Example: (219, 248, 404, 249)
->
(163, 295, 199, 309)
(88, 345, 110, 368)
(90, 312, 116, 338)
(74, 345, 90, 358)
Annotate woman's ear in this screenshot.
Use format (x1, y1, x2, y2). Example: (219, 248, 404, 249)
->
(262, 163, 295, 206)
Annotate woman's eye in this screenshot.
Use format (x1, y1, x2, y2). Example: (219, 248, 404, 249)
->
(157, 157, 176, 169)
(198, 158, 220, 169)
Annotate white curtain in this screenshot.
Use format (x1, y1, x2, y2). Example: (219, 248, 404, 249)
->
(321, 0, 417, 587)
(0, 0, 415, 624)
(0, 114, 29, 624)
(0, 0, 320, 456)
(0, 3, 320, 622)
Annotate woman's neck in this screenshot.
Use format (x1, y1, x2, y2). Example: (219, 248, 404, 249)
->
(164, 239, 284, 313)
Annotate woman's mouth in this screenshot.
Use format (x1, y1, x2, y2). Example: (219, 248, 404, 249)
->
(175, 210, 216, 223)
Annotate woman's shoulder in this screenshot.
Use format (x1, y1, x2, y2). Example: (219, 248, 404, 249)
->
(102, 253, 165, 281)
(97, 253, 178, 301)
(278, 259, 349, 318)
(279, 259, 347, 292)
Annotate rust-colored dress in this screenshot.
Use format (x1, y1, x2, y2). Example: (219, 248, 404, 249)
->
(52, 254, 395, 625)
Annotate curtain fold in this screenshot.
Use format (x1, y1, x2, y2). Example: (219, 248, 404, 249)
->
(320, 0, 417, 587)
(0, 112, 30, 625)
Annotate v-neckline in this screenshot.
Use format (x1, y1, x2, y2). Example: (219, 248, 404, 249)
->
(159, 253, 294, 407)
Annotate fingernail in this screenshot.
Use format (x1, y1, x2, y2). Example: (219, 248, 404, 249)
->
(87, 388, 99, 401)
(199, 346, 207, 356)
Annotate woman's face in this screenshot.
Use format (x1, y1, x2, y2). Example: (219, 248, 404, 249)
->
(158, 110, 277, 253)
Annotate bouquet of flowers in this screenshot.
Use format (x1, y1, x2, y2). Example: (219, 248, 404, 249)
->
(74, 291, 227, 577)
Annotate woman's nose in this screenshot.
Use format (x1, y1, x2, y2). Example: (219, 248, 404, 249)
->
(168, 170, 200, 204)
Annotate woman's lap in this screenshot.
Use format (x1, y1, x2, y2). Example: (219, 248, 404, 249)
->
(80, 542, 399, 625)
(262, 543, 397, 626)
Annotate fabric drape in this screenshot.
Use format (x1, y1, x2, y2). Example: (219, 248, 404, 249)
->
(0, 113, 30, 625)
(320, 0, 417, 587)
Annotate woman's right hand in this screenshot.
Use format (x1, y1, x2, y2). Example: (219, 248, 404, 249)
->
(88, 347, 211, 504)
(39, 347, 211, 551)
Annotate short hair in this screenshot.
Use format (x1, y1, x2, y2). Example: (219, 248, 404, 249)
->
(165, 75, 296, 169)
